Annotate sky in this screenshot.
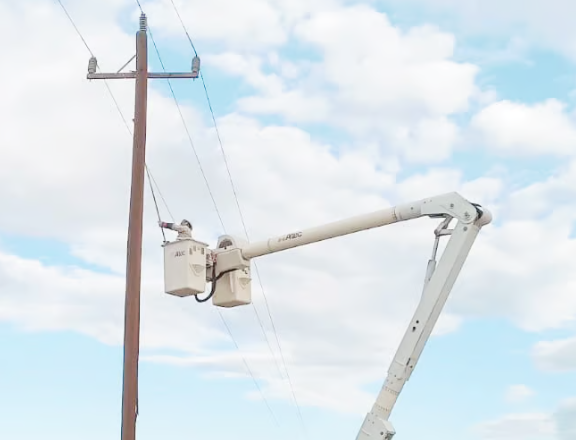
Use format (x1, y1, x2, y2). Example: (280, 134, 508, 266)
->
(1, 0, 576, 439)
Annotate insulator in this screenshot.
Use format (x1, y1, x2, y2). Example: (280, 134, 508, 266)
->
(191, 55, 201, 78)
(139, 13, 147, 31)
(88, 56, 97, 74)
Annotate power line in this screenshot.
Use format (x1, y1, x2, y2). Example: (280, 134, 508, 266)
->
(159, 6, 286, 383)
(132, 0, 288, 432)
(217, 312, 281, 429)
(55, 0, 169, 234)
(166, 2, 308, 437)
(146, 26, 227, 231)
(147, 169, 174, 222)
(57, 0, 285, 435)
(56, 0, 286, 434)
(56, 0, 92, 55)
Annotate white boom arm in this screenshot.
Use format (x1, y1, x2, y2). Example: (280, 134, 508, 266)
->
(241, 192, 484, 259)
(161, 191, 492, 439)
(354, 201, 490, 440)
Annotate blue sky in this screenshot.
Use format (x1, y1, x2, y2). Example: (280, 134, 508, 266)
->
(1, 0, 576, 439)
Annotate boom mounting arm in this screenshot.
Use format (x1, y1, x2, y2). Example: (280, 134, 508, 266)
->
(161, 191, 492, 439)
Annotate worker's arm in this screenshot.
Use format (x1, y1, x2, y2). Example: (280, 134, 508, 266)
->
(159, 221, 174, 230)
(159, 222, 191, 236)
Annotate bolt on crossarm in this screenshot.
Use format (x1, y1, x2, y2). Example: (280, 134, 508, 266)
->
(86, 13, 200, 440)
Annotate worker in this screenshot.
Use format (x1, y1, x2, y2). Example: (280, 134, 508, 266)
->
(158, 219, 192, 240)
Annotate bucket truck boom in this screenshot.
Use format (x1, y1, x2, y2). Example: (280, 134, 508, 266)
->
(162, 191, 493, 439)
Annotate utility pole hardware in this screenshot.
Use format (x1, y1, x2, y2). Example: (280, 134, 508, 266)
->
(86, 13, 200, 440)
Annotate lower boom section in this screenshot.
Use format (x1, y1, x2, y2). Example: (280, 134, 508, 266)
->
(356, 414, 396, 440)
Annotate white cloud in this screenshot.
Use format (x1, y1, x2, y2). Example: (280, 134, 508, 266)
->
(555, 398, 576, 440)
(139, 0, 343, 51)
(203, 5, 481, 164)
(204, 52, 285, 95)
(141, 0, 287, 50)
(450, 209, 576, 332)
(0, 251, 228, 353)
(475, 412, 556, 440)
(475, 397, 576, 440)
(470, 99, 576, 156)
(532, 337, 576, 373)
(504, 384, 535, 403)
(383, 0, 576, 62)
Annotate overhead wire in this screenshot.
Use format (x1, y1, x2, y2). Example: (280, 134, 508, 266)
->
(217, 311, 281, 428)
(166, 1, 308, 437)
(56, 0, 284, 432)
(55, 0, 169, 240)
(132, 0, 286, 432)
(148, 29, 228, 231)
(147, 169, 175, 222)
(145, 166, 166, 242)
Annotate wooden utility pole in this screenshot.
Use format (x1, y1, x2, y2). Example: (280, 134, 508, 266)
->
(86, 13, 200, 440)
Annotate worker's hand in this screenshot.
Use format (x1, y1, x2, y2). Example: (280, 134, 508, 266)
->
(158, 221, 164, 228)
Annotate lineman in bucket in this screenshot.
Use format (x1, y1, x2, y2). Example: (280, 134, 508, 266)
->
(158, 219, 192, 240)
